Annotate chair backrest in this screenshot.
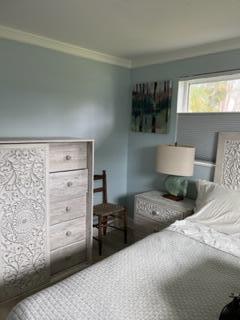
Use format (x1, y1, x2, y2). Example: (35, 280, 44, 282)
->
(94, 170, 107, 203)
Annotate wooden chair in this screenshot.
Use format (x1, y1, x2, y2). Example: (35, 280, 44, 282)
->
(93, 170, 127, 255)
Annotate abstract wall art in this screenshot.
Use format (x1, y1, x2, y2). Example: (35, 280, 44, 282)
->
(131, 80, 172, 134)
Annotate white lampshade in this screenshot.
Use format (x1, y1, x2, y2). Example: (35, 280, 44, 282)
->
(156, 144, 195, 177)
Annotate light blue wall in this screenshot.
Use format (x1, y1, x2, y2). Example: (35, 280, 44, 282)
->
(0, 39, 131, 205)
(2, 38, 240, 215)
(128, 49, 240, 214)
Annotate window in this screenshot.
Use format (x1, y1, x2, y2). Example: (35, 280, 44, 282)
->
(177, 73, 240, 113)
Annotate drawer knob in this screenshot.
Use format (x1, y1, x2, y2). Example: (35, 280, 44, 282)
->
(67, 181, 73, 187)
(65, 206, 71, 212)
(66, 231, 72, 237)
(66, 155, 72, 161)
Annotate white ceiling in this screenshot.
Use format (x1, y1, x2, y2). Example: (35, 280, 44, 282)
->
(1, 0, 240, 66)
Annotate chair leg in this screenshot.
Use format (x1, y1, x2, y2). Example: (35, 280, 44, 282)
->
(102, 216, 108, 236)
(123, 209, 128, 244)
(98, 216, 103, 256)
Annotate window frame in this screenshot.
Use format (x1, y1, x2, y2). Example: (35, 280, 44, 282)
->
(177, 72, 240, 114)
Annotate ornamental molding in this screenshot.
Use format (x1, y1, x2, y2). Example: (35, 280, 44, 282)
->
(0, 25, 131, 68)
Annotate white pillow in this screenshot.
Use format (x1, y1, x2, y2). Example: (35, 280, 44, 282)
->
(187, 180, 240, 235)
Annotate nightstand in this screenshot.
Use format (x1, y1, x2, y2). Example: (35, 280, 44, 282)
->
(134, 190, 195, 238)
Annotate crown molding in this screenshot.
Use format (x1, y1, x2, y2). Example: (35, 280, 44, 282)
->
(0, 25, 131, 68)
(132, 37, 240, 68)
(1, 25, 240, 70)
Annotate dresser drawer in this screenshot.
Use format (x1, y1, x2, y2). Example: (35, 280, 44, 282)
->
(49, 142, 87, 172)
(135, 197, 185, 224)
(50, 240, 86, 275)
(134, 214, 163, 237)
(50, 169, 88, 203)
(50, 218, 86, 250)
(50, 196, 86, 225)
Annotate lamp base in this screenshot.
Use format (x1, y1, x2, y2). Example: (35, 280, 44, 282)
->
(162, 193, 184, 201)
(164, 175, 188, 199)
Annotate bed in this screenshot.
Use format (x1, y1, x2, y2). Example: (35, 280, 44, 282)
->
(7, 220, 240, 320)
(7, 132, 240, 320)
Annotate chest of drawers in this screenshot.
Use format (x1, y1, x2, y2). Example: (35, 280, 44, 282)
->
(134, 191, 195, 238)
(0, 138, 93, 302)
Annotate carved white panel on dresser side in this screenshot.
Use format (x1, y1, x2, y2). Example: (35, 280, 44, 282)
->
(0, 144, 49, 302)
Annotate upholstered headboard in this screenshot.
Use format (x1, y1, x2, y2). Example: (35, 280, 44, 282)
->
(214, 132, 240, 187)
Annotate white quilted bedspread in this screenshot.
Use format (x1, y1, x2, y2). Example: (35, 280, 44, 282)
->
(7, 221, 240, 320)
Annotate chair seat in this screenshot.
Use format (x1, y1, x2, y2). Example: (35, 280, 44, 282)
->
(93, 203, 125, 217)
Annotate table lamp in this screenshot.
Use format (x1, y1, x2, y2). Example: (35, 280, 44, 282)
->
(156, 144, 195, 201)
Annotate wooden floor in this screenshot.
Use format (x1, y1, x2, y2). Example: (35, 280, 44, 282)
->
(92, 226, 136, 262)
(0, 228, 136, 320)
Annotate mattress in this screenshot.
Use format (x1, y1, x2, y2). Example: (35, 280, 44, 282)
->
(7, 220, 240, 320)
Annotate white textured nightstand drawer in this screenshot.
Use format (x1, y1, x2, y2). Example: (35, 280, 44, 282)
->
(134, 191, 195, 239)
(135, 197, 185, 224)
